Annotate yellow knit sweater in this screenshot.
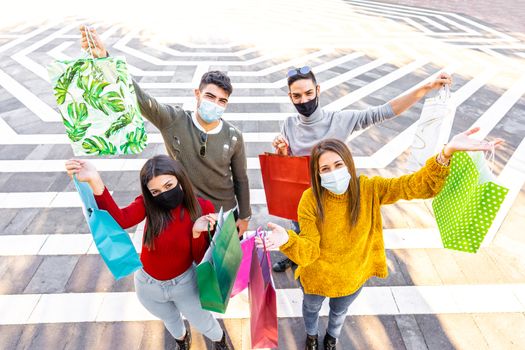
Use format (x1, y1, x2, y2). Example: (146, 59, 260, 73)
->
(280, 156, 450, 297)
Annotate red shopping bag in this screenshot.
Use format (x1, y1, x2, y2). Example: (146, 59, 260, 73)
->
(249, 230, 278, 349)
(259, 153, 311, 221)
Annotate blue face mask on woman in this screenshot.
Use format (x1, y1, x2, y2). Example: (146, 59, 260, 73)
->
(198, 99, 225, 123)
(320, 167, 351, 195)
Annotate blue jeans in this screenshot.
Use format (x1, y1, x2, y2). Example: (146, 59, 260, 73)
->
(134, 265, 223, 341)
(302, 286, 363, 339)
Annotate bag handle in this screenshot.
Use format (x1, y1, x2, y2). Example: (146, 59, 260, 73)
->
(480, 143, 497, 183)
(437, 84, 451, 102)
(83, 25, 96, 59)
(468, 144, 498, 184)
(255, 226, 270, 266)
(255, 226, 267, 251)
(72, 174, 98, 217)
(206, 222, 215, 247)
(255, 226, 274, 286)
(486, 142, 496, 169)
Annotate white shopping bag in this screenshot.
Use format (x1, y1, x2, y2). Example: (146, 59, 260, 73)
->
(407, 86, 456, 171)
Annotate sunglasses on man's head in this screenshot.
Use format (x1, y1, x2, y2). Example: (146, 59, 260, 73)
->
(287, 66, 312, 78)
(199, 132, 208, 157)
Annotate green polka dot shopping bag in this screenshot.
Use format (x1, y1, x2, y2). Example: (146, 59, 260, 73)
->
(432, 151, 508, 253)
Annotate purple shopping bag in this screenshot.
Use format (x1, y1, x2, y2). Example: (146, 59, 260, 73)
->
(249, 229, 278, 349)
(230, 233, 255, 298)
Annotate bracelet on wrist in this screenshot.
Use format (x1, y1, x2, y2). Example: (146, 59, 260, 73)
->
(436, 147, 451, 166)
(442, 143, 453, 158)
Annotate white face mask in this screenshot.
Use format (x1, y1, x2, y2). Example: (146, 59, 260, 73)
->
(320, 167, 351, 195)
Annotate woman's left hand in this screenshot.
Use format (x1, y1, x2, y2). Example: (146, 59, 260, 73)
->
(192, 213, 218, 238)
(444, 127, 504, 157)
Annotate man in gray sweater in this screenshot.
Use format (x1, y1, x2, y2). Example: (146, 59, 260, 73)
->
(271, 66, 451, 272)
(80, 26, 251, 235)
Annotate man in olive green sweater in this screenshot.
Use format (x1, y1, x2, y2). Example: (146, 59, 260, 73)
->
(80, 26, 251, 234)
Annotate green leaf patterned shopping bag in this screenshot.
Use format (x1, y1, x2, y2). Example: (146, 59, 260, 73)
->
(47, 57, 147, 156)
(432, 151, 508, 253)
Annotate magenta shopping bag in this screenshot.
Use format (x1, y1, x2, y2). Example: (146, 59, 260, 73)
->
(230, 233, 255, 298)
(249, 230, 278, 349)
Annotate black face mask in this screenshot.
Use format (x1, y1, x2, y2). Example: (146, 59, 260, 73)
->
(293, 95, 319, 117)
(153, 184, 184, 210)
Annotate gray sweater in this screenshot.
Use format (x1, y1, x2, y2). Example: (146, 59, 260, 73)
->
(133, 81, 251, 219)
(282, 103, 396, 156)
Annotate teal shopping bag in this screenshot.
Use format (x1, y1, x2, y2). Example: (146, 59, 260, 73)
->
(196, 209, 242, 313)
(432, 151, 509, 253)
(73, 177, 142, 279)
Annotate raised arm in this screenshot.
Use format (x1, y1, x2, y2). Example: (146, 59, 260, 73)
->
(79, 25, 184, 130)
(65, 159, 145, 228)
(388, 73, 452, 115)
(376, 127, 503, 205)
(132, 80, 185, 130)
(374, 155, 450, 205)
(338, 102, 396, 132)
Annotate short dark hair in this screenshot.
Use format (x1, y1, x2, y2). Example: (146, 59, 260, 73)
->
(199, 70, 233, 96)
(287, 71, 317, 89)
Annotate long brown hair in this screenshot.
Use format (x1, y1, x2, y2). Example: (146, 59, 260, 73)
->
(140, 155, 201, 249)
(310, 139, 360, 227)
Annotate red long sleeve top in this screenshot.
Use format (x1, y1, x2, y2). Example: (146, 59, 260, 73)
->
(94, 187, 214, 281)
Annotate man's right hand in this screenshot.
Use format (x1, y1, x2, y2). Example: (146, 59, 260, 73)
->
(80, 25, 108, 58)
(272, 134, 289, 155)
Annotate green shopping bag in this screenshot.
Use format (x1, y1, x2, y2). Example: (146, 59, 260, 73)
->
(47, 56, 147, 156)
(196, 209, 242, 313)
(432, 151, 509, 253)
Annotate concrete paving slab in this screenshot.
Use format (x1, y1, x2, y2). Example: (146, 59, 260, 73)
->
(23, 255, 79, 294)
(0, 255, 43, 294)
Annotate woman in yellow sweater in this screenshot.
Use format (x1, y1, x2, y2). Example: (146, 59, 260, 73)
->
(257, 127, 502, 350)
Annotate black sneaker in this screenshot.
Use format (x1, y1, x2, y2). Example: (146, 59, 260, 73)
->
(175, 329, 191, 350)
(272, 257, 293, 272)
(213, 332, 232, 350)
(305, 334, 319, 350)
(323, 332, 336, 350)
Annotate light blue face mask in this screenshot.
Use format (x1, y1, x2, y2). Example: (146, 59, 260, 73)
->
(320, 167, 351, 195)
(198, 99, 225, 123)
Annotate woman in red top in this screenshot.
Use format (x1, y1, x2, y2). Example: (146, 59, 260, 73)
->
(65, 155, 231, 350)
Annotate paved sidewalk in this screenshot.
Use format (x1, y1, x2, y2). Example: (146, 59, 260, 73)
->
(381, 0, 525, 34)
(0, 0, 524, 349)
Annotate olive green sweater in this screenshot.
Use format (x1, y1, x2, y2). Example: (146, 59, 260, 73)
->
(132, 81, 251, 219)
(280, 156, 450, 297)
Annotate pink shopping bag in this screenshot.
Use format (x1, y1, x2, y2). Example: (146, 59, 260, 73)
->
(249, 229, 278, 349)
(230, 233, 255, 298)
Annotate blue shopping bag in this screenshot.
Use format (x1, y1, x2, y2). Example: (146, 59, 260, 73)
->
(73, 177, 142, 279)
